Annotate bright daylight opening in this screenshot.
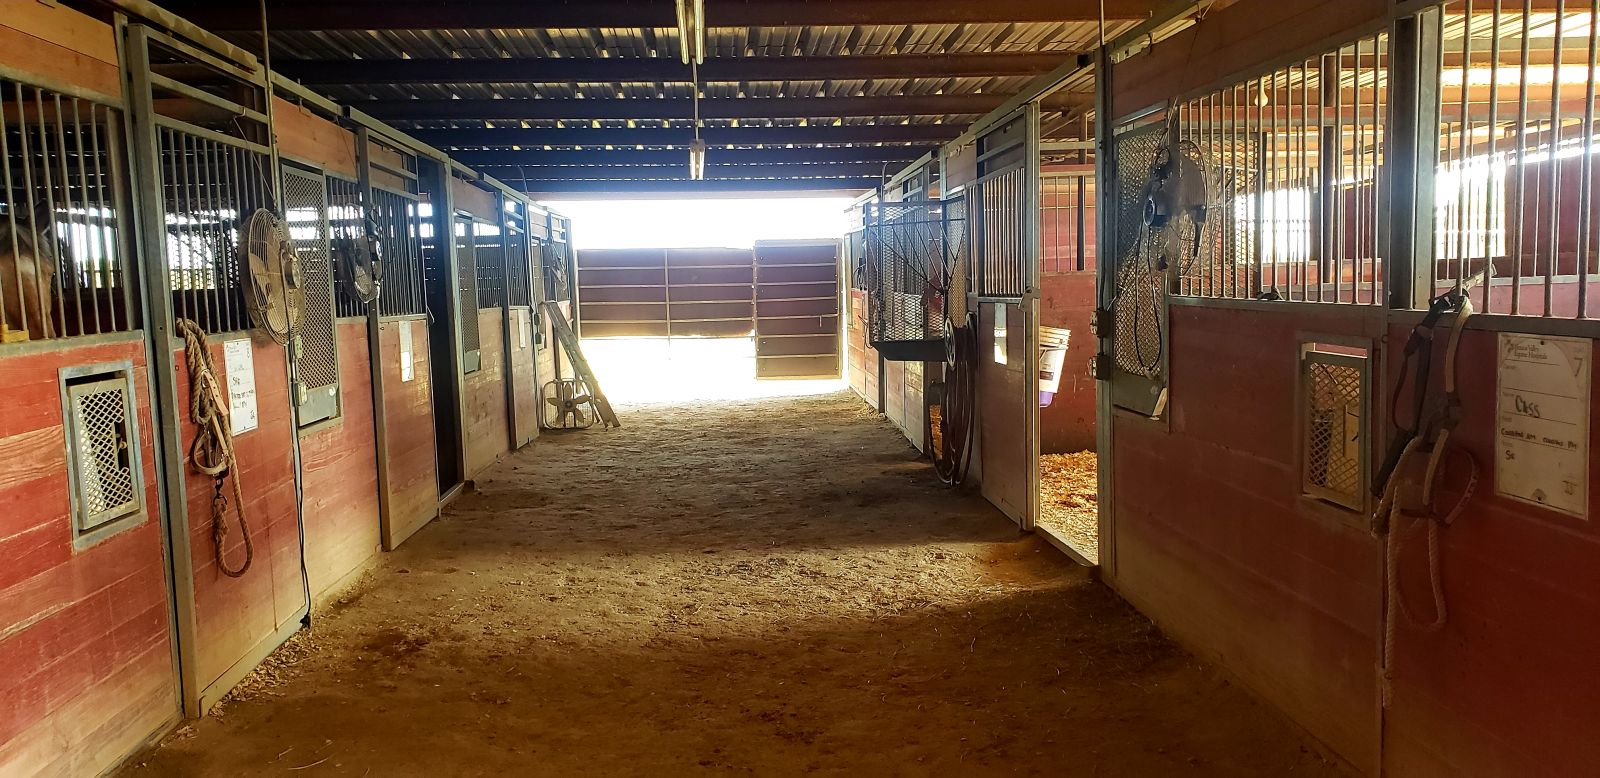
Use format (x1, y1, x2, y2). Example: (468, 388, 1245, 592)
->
(546, 196, 854, 404)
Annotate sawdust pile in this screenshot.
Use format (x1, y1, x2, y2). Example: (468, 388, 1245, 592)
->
(1039, 451, 1099, 559)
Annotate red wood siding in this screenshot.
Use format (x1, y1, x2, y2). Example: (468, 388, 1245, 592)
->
(298, 321, 381, 603)
(1038, 272, 1097, 454)
(175, 337, 306, 694)
(464, 309, 510, 479)
(0, 336, 178, 777)
(1109, 304, 1385, 772)
(0, 2, 121, 98)
(377, 317, 438, 550)
(1380, 325, 1600, 776)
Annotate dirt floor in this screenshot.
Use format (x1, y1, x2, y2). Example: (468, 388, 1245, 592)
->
(1038, 452, 1100, 561)
(122, 391, 1347, 777)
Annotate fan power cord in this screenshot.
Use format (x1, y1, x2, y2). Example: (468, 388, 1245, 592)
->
(176, 318, 255, 578)
(1374, 278, 1482, 708)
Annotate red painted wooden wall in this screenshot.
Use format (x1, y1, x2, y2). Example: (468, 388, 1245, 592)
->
(1038, 272, 1097, 454)
(175, 336, 306, 701)
(298, 321, 382, 603)
(0, 337, 178, 777)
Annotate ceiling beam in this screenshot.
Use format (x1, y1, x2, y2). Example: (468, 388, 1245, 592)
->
(452, 146, 931, 167)
(512, 177, 882, 196)
(486, 161, 895, 180)
(173, 1, 1158, 31)
(351, 94, 1019, 121)
(407, 124, 962, 148)
(280, 53, 1076, 86)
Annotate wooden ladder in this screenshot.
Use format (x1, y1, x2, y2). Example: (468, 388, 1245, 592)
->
(539, 301, 621, 428)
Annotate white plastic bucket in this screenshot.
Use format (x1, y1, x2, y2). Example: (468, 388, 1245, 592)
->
(1038, 325, 1071, 407)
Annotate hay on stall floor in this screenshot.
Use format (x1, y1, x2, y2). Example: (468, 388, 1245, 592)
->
(1039, 451, 1098, 560)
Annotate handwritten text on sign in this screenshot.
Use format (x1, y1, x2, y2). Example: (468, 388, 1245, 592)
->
(223, 338, 259, 436)
(1496, 333, 1590, 519)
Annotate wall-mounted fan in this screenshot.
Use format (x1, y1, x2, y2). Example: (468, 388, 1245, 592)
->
(241, 209, 303, 345)
(333, 212, 383, 305)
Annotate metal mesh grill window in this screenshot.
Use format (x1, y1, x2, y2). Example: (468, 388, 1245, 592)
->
(863, 201, 956, 348)
(1302, 348, 1368, 510)
(505, 203, 532, 307)
(327, 176, 367, 318)
(61, 367, 144, 545)
(283, 168, 340, 425)
(454, 218, 482, 368)
(543, 238, 572, 304)
(1174, 32, 1389, 303)
(1, 78, 139, 342)
(1111, 122, 1168, 379)
(374, 187, 426, 317)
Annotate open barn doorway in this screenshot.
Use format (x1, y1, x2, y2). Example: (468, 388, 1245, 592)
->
(549, 198, 851, 404)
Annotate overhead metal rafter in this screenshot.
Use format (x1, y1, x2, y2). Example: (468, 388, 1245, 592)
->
(511, 177, 886, 195)
(352, 94, 1088, 121)
(405, 124, 963, 148)
(278, 53, 1079, 86)
(449, 146, 933, 167)
(169, 0, 1160, 31)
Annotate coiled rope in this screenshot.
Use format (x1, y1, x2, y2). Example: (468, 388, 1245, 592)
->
(1375, 283, 1480, 707)
(176, 318, 254, 578)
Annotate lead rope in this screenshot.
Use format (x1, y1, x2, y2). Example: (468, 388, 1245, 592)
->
(176, 318, 254, 578)
(1376, 289, 1480, 707)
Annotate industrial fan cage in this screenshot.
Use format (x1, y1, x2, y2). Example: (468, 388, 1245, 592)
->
(862, 201, 965, 362)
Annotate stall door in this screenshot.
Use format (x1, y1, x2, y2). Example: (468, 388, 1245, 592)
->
(753, 239, 841, 379)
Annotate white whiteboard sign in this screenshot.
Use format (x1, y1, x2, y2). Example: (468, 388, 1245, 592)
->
(399, 319, 415, 382)
(1496, 333, 1590, 518)
(223, 338, 258, 435)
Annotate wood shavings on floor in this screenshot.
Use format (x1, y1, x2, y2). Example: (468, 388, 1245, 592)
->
(1039, 451, 1099, 561)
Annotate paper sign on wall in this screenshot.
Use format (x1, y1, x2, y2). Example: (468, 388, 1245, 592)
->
(399, 319, 415, 382)
(223, 338, 258, 435)
(519, 313, 530, 350)
(1496, 333, 1590, 519)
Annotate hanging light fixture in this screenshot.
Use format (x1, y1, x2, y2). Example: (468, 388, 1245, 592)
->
(677, 0, 707, 180)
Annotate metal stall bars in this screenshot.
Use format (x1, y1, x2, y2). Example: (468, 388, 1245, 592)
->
(0, 74, 140, 342)
(123, 21, 309, 716)
(1429, 0, 1600, 319)
(863, 200, 954, 361)
(283, 166, 340, 425)
(502, 196, 537, 448)
(1041, 166, 1096, 274)
(1173, 31, 1391, 304)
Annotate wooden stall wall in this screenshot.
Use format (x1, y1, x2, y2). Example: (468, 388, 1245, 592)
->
(298, 320, 382, 604)
(847, 289, 880, 410)
(0, 337, 178, 777)
(464, 309, 510, 478)
(0, 6, 178, 775)
(376, 317, 438, 549)
(1379, 325, 1600, 776)
(175, 335, 306, 708)
(508, 306, 539, 448)
(976, 302, 1028, 520)
(1110, 305, 1385, 770)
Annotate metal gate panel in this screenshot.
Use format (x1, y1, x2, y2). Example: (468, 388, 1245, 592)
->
(283, 166, 340, 425)
(454, 215, 482, 373)
(973, 165, 1030, 299)
(1107, 120, 1169, 416)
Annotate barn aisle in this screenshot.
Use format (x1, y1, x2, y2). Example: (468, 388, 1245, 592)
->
(122, 392, 1343, 776)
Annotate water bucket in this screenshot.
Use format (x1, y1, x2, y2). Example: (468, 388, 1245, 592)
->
(1038, 326, 1071, 407)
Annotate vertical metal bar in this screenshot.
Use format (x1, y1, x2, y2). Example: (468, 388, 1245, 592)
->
(1484, 4, 1503, 313)
(69, 96, 96, 335)
(1335, 42, 1348, 302)
(0, 81, 16, 337)
(1300, 62, 1313, 301)
(1544, 0, 1565, 317)
(1253, 76, 1266, 296)
(1389, 9, 1444, 310)
(1579, 1, 1598, 318)
(1457, 0, 1476, 294)
(32, 87, 62, 338)
(1373, 33, 1386, 305)
(88, 102, 122, 331)
(1513, 0, 1533, 313)
(205, 137, 231, 331)
(1358, 37, 1371, 306)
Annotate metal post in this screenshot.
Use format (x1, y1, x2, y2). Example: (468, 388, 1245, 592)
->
(1387, 9, 1442, 310)
(1093, 44, 1116, 576)
(122, 19, 202, 720)
(355, 127, 397, 548)
(1023, 100, 1042, 533)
